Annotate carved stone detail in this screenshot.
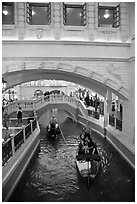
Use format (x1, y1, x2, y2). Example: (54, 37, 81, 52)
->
(36, 28, 44, 39)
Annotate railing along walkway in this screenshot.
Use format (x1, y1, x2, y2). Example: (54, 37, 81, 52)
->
(2, 118, 37, 166)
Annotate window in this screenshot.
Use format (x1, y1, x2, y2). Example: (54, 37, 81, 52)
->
(2, 2, 14, 24)
(98, 4, 120, 28)
(63, 3, 86, 26)
(26, 2, 51, 25)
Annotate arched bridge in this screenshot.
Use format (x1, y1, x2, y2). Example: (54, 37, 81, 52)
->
(5, 94, 89, 123)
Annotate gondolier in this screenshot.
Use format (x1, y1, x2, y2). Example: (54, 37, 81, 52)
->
(81, 121, 93, 138)
(47, 115, 61, 140)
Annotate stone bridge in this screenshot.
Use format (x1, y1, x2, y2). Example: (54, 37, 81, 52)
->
(5, 94, 89, 123)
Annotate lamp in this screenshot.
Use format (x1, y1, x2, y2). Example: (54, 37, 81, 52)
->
(104, 10, 110, 19)
(2, 6, 8, 15)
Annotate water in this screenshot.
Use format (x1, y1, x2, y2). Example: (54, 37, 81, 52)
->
(10, 111, 135, 202)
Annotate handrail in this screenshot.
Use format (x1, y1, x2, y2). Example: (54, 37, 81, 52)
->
(2, 119, 37, 167)
(2, 138, 12, 166)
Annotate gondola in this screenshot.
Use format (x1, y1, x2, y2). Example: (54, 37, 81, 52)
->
(47, 122, 61, 140)
(76, 144, 101, 186)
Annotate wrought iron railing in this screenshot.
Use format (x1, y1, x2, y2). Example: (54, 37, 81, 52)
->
(2, 138, 12, 166)
(25, 123, 31, 139)
(32, 119, 37, 131)
(2, 119, 37, 166)
(14, 130, 24, 152)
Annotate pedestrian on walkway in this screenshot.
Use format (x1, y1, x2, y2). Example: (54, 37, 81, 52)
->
(17, 107, 22, 124)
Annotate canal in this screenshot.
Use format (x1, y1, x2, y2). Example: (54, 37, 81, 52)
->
(10, 110, 135, 202)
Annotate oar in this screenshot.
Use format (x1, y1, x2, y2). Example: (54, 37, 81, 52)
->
(59, 126, 68, 145)
(76, 153, 101, 162)
(87, 161, 90, 189)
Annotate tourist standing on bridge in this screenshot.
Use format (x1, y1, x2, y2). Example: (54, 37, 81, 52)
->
(17, 107, 22, 124)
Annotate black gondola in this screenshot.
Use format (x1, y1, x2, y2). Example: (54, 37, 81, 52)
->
(47, 122, 61, 140)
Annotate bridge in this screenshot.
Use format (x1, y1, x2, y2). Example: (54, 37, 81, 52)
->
(4, 94, 134, 168)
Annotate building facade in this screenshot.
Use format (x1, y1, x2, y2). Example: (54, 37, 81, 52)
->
(2, 2, 135, 164)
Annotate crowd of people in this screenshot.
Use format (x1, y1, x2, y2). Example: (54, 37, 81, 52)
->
(70, 90, 104, 116)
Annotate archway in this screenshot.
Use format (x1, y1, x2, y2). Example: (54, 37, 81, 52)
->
(2, 69, 128, 101)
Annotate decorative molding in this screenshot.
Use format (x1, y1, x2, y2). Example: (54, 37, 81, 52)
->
(2, 40, 130, 47)
(106, 63, 123, 83)
(36, 28, 44, 39)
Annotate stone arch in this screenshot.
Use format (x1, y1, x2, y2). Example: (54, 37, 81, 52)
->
(2, 67, 129, 100)
(36, 103, 77, 122)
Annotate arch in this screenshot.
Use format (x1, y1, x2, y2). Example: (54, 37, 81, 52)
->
(49, 90, 64, 95)
(2, 68, 128, 100)
(36, 103, 77, 121)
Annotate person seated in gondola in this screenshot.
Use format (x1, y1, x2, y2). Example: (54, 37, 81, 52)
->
(83, 135, 97, 155)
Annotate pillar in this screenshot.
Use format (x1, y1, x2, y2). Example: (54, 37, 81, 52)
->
(17, 2, 25, 40)
(53, 2, 61, 40)
(104, 89, 112, 128)
(120, 2, 128, 42)
(87, 3, 95, 41)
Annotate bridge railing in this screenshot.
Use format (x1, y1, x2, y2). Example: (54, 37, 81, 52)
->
(4, 95, 92, 119)
(2, 118, 37, 166)
(4, 99, 35, 114)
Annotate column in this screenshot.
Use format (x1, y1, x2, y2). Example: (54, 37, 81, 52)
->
(87, 3, 95, 41)
(120, 2, 128, 42)
(104, 89, 112, 128)
(53, 2, 61, 40)
(17, 2, 25, 40)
